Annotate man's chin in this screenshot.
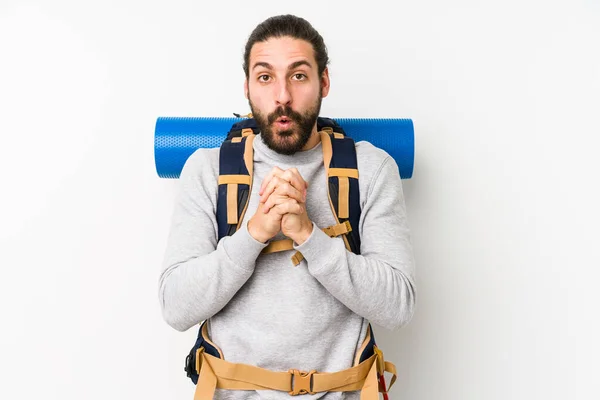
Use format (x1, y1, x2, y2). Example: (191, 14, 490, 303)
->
(273, 129, 295, 139)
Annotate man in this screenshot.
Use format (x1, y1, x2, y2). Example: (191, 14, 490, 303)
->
(159, 14, 416, 399)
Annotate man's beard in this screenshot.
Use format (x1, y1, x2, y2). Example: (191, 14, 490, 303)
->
(249, 95, 322, 156)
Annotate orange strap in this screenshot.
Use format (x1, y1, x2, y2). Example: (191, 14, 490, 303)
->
(261, 239, 294, 254)
(323, 220, 352, 237)
(193, 350, 395, 399)
(260, 222, 354, 266)
(225, 184, 237, 224)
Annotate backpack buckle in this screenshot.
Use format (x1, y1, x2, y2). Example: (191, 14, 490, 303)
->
(288, 369, 316, 395)
(185, 345, 204, 378)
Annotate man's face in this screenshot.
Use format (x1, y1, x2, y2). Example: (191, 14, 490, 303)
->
(245, 36, 330, 155)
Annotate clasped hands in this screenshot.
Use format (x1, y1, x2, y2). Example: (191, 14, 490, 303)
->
(248, 167, 313, 245)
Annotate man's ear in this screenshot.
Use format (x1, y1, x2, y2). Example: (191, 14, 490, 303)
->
(321, 67, 330, 98)
(244, 79, 249, 99)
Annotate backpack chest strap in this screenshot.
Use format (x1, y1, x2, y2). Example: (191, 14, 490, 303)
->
(260, 221, 353, 266)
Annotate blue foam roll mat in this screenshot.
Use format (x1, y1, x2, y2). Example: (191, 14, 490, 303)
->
(154, 117, 414, 179)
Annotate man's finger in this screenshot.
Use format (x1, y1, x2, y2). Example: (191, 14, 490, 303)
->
(271, 199, 303, 216)
(274, 181, 304, 203)
(263, 193, 289, 213)
(259, 166, 283, 195)
(260, 176, 285, 204)
(262, 185, 304, 213)
(281, 169, 308, 192)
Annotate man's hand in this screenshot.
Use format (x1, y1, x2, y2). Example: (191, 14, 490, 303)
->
(258, 167, 313, 245)
(247, 201, 283, 244)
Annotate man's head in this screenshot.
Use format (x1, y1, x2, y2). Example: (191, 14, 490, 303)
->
(243, 15, 330, 155)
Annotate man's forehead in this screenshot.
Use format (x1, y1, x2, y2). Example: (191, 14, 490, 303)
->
(250, 37, 316, 70)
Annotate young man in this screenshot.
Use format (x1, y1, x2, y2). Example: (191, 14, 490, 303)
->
(159, 14, 416, 399)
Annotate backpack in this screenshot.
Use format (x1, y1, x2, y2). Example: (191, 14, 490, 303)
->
(184, 117, 394, 398)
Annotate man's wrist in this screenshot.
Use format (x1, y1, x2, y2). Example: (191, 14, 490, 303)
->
(292, 221, 314, 245)
(247, 219, 268, 243)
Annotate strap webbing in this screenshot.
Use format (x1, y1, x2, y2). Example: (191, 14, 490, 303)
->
(329, 168, 359, 179)
(193, 351, 393, 400)
(259, 222, 353, 266)
(226, 183, 238, 224)
(338, 176, 350, 219)
(261, 239, 294, 254)
(191, 317, 397, 400)
(218, 175, 252, 185)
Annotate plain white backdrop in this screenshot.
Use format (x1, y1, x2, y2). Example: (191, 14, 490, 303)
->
(1, 0, 599, 399)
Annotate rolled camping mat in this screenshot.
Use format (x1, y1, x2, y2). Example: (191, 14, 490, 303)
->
(154, 117, 414, 179)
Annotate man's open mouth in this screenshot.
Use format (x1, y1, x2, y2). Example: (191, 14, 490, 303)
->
(275, 116, 293, 128)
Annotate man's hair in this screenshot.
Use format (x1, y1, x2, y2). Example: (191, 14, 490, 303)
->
(243, 14, 329, 78)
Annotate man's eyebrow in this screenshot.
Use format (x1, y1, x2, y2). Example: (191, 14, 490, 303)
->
(252, 60, 313, 71)
(288, 60, 312, 70)
(252, 62, 273, 71)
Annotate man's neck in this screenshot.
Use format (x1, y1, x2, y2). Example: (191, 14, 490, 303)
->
(302, 128, 322, 151)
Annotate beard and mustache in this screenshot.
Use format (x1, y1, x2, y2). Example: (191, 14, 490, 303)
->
(249, 93, 322, 156)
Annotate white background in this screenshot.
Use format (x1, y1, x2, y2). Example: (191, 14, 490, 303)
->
(1, 0, 599, 399)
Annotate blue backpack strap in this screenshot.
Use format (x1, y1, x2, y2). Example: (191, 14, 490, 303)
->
(216, 131, 256, 240)
(318, 118, 362, 255)
(226, 118, 261, 141)
(184, 320, 224, 384)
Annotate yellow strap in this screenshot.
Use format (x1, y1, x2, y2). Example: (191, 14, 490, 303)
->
(328, 168, 359, 179)
(243, 135, 255, 177)
(261, 239, 294, 254)
(194, 352, 380, 399)
(323, 221, 352, 237)
(194, 350, 217, 400)
(338, 176, 349, 219)
(232, 137, 243, 143)
(333, 132, 344, 139)
(260, 222, 350, 265)
(226, 184, 238, 225)
(241, 128, 253, 137)
(385, 361, 397, 390)
(360, 357, 379, 399)
(291, 251, 304, 266)
(218, 175, 252, 185)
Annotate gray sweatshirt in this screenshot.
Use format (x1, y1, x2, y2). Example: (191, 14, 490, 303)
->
(158, 133, 416, 399)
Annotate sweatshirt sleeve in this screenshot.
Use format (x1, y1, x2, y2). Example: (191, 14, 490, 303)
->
(294, 156, 416, 330)
(158, 150, 267, 332)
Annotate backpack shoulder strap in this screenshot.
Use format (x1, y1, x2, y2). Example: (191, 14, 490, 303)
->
(216, 129, 255, 240)
(216, 117, 361, 255)
(319, 119, 362, 255)
(226, 118, 261, 141)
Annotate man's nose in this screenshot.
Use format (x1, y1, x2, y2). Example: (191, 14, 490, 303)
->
(275, 81, 292, 106)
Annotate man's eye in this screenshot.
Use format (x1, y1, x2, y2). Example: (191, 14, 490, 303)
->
(292, 74, 307, 81)
(258, 75, 271, 82)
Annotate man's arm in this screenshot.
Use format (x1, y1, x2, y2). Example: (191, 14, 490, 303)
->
(158, 149, 267, 332)
(294, 156, 417, 330)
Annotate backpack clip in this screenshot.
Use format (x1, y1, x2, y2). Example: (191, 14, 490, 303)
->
(233, 112, 253, 118)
